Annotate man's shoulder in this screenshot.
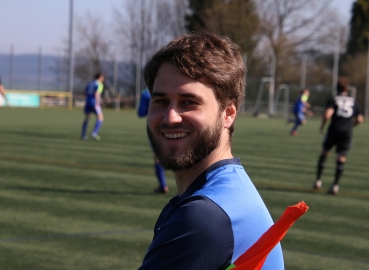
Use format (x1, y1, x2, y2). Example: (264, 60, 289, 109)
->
(200, 163, 260, 203)
(165, 194, 232, 225)
(86, 80, 98, 88)
(143, 195, 233, 270)
(156, 194, 233, 246)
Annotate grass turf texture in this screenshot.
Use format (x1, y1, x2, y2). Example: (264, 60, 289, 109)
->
(0, 107, 368, 270)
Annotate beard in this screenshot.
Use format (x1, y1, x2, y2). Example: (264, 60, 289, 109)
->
(147, 118, 223, 171)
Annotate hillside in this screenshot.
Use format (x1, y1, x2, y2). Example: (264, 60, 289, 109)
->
(0, 54, 65, 91)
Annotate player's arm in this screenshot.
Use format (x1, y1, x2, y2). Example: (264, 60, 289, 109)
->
(320, 108, 334, 133)
(303, 101, 311, 109)
(354, 114, 364, 127)
(94, 89, 101, 107)
(303, 106, 313, 116)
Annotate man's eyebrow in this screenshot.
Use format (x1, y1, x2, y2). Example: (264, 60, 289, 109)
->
(151, 92, 166, 97)
(178, 93, 201, 99)
(151, 92, 203, 100)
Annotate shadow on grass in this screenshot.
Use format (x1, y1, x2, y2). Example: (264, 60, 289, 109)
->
(0, 228, 152, 243)
(255, 184, 369, 200)
(4, 185, 169, 197)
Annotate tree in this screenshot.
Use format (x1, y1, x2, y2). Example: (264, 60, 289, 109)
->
(341, 0, 369, 111)
(113, 0, 187, 101)
(186, 0, 211, 32)
(51, 12, 113, 95)
(185, 0, 260, 55)
(341, 52, 366, 110)
(255, 0, 338, 86)
(346, 0, 369, 55)
(73, 12, 112, 92)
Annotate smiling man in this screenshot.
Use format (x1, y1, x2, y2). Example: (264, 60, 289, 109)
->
(138, 32, 284, 270)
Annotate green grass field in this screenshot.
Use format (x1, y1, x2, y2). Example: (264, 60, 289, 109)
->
(0, 107, 368, 270)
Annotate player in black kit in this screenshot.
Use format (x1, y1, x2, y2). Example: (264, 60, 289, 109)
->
(313, 78, 364, 194)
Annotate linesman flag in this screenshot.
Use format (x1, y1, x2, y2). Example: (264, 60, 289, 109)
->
(226, 201, 309, 270)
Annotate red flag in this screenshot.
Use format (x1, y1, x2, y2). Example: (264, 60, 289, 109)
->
(230, 201, 309, 270)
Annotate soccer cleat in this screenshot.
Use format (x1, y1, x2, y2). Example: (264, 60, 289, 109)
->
(154, 186, 169, 194)
(313, 179, 322, 190)
(327, 184, 339, 195)
(91, 133, 101, 141)
(290, 131, 298, 136)
(81, 135, 88, 140)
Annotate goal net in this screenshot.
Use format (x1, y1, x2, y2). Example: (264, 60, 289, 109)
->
(243, 79, 357, 118)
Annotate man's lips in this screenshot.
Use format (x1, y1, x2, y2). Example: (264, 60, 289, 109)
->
(163, 132, 188, 139)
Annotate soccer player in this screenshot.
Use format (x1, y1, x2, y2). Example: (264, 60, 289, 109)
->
(313, 78, 363, 194)
(287, 89, 312, 136)
(0, 76, 9, 106)
(81, 73, 105, 141)
(138, 88, 169, 194)
(138, 32, 284, 269)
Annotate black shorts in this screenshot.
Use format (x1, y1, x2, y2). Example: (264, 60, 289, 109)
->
(322, 132, 352, 156)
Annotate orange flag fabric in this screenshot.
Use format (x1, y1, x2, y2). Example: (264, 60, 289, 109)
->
(230, 201, 309, 270)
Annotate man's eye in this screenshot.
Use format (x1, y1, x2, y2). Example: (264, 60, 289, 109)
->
(183, 100, 197, 105)
(154, 99, 167, 105)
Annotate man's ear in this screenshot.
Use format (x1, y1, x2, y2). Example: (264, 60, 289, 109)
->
(223, 103, 237, 128)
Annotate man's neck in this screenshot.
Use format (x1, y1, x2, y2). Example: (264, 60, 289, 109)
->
(174, 145, 233, 196)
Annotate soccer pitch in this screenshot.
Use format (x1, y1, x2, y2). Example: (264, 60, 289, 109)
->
(0, 107, 368, 270)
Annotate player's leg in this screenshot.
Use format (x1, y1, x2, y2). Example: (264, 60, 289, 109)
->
(81, 106, 91, 140)
(328, 136, 351, 194)
(286, 117, 295, 124)
(290, 112, 305, 135)
(314, 151, 329, 189)
(314, 134, 334, 190)
(154, 156, 169, 194)
(91, 106, 104, 140)
(327, 155, 346, 194)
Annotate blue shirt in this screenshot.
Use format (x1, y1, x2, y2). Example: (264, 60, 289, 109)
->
(293, 96, 305, 114)
(138, 88, 151, 118)
(85, 80, 100, 106)
(139, 158, 284, 270)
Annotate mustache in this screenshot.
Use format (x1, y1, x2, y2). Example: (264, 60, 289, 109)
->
(155, 123, 192, 132)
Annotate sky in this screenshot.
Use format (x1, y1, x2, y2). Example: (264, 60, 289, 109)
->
(0, 0, 357, 55)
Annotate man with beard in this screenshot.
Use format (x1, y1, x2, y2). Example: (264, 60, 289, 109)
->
(138, 32, 284, 270)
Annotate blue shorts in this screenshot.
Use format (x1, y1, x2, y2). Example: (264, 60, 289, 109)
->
(294, 111, 305, 124)
(84, 104, 102, 115)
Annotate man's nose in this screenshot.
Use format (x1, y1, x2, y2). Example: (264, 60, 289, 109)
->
(164, 106, 182, 124)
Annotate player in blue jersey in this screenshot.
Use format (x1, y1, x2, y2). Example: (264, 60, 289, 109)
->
(138, 32, 284, 269)
(81, 73, 105, 140)
(138, 88, 169, 194)
(287, 89, 312, 136)
(314, 78, 363, 194)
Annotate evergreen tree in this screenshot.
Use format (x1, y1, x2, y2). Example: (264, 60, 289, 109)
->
(185, 0, 259, 55)
(185, 0, 212, 32)
(346, 0, 369, 55)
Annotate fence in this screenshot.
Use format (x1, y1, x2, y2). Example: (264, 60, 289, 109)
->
(0, 46, 138, 109)
(0, 47, 359, 115)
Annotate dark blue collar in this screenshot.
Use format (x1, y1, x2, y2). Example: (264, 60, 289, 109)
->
(169, 158, 241, 207)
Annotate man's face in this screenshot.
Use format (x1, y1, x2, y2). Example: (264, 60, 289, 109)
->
(147, 63, 224, 171)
